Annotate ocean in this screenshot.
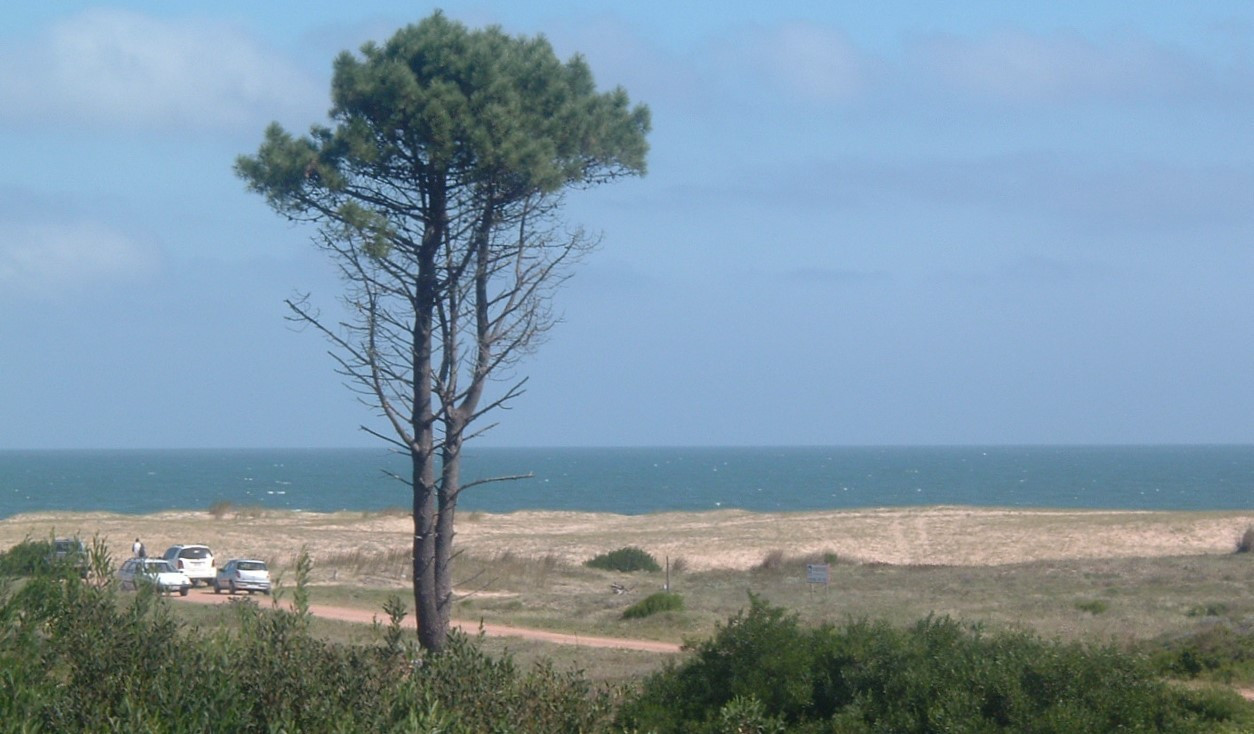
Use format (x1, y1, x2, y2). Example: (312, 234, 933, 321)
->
(1, 445, 1252, 520)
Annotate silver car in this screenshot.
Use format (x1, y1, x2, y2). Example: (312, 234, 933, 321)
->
(119, 558, 191, 596)
(213, 559, 271, 595)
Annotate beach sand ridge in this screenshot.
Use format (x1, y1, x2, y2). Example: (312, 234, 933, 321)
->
(3, 506, 1252, 573)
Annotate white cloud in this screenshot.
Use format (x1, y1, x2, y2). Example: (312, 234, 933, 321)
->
(911, 30, 1225, 105)
(708, 22, 869, 106)
(0, 8, 324, 132)
(0, 220, 158, 297)
(754, 23, 867, 104)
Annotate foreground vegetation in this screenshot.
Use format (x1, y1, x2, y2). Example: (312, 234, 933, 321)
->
(622, 596, 1252, 733)
(0, 548, 614, 733)
(2, 541, 1253, 732)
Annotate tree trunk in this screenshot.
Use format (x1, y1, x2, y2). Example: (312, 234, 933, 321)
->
(435, 431, 462, 637)
(412, 181, 446, 652)
(411, 446, 442, 651)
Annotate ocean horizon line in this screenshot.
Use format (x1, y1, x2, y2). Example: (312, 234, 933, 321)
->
(4, 442, 1252, 453)
(3, 445, 1251, 519)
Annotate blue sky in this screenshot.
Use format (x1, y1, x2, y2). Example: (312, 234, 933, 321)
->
(2, 2, 1252, 449)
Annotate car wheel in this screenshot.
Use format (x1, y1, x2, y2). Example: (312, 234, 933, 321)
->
(180, 586, 189, 597)
(263, 589, 270, 596)
(229, 581, 237, 595)
(213, 581, 221, 594)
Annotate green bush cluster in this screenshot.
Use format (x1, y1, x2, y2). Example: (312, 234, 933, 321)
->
(1150, 623, 1254, 683)
(616, 595, 1253, 734)
(585, 546, 661, 573)
(622, 592, 684, 619)
(0, 551, 612, 733)
(0, 537, 54, 576)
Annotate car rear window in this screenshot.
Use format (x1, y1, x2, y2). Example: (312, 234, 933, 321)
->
(237, 561, 266, 571)
(179, 547, 211, 559)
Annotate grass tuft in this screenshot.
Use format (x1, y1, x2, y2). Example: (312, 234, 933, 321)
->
(1236, 525, 1254, 554)
(754, 549, 786, 573)
(1074, 599, 1109, 615)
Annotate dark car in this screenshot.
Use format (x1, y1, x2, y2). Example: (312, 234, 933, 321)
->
(49, 537, 89, 578)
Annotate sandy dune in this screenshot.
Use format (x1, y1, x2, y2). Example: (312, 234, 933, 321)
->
(3, 506, 1252, 572)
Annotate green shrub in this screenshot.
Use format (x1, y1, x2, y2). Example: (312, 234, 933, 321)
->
(1149, 623, 1254, 682)
(1075, 599, 1109, 615)
(617, 595, 1254, 733)
(585, 546, 661, 573)
(622, 592, 684, 619)
(0, 537, 53, 576)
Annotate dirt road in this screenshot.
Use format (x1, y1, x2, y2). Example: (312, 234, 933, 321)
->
(174, 588, 681, 654)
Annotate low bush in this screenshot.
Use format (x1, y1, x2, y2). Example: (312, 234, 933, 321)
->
(623, 592, 684, 620)
(585, 546, 661, 573)
(0, 537, 53, 576)
(617, 595, 1254, 733)
(1236, 526, 1254, 554)
(1149, 622, 1254, 682)
(754, 549, 786, 572)
(753, 549, 839, 574)
(1075, 599, 1109, 615)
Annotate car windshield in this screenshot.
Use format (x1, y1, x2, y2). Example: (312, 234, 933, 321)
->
(237, 561, 266, 571)
(179, 547, 211, 559)
(143, 560, 174, 573)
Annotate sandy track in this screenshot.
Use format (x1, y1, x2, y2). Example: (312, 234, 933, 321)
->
(173, 588, 680, 653)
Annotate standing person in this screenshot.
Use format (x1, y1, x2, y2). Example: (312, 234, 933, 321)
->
(132, 538, 145, 558)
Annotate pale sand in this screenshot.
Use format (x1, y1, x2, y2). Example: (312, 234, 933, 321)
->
(3, 506, 1253, 572)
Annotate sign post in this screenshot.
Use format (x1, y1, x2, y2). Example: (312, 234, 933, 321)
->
(806, 563, 830, 592)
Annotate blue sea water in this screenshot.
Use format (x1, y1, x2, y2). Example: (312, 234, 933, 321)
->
(0, 446, 1251, 520)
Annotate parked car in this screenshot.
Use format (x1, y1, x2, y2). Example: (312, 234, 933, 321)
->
(49, 537, 89, 578)
(119, 558, 190, 596)
(214, 559, 271, 595)
(162, 544, 215, 586)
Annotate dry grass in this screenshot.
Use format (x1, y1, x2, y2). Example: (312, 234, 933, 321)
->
(7, 506, 1254, 658)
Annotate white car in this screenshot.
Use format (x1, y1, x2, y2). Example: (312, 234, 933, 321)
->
(214, 559, 271, 595)
(162, 544, 216, 587)
(119, 558, 191, 596)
